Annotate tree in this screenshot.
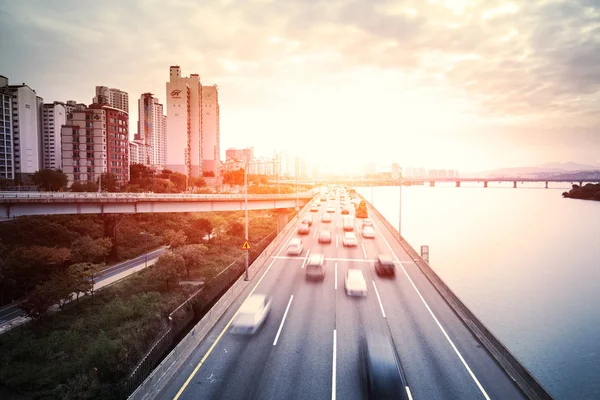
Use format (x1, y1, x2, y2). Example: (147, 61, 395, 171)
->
(67, 262, 96, 302)
(203, 170, 215, 177)
(191, 177, 207, 187)
(70, 182, 86, 192)
(21, 281, 58, 321)
(223, 169, 245, 185)
(170, 172, 187, 192)
(175, 244, 208, 279)
(150, 252, 185, 290)
(163, 229, 187, 248)
(70, 236, 112, 263)
(191, 218, 213, 240)
(260, 176, 269, 185)
(227, 221, 245, 238)
(129, 163, 155, 184)
(159, 169, 174, 179)
(97, 173, 119, 192)
(43, 273, 75, 311)
(31, 169, 68, 191)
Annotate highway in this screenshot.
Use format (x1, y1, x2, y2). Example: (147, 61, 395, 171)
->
(157, 191, 526, 400)
(0, 247, 167, 326)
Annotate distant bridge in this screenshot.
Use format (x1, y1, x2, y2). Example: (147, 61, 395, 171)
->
(0, 192, 315, 220)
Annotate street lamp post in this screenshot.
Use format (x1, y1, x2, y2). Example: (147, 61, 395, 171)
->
(140, 232, 149, 268)
(244, 163, 249, 281)
(398, 172, 403, 237)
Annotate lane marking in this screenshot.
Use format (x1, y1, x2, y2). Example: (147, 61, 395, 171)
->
(312, 228, 318, 238)
(335, 234, 339, 248)
(373, 219, 491, 400)
(173, 216, 303, 399)
(301, 249, 311, 269)
(372, 280, 386, 318)
(361, 243, 368, 259)
(273, 295, 294, 346)
(274, 256, 378, 263)
(406, 386, 414, 400)
(334, 262, 338, 290)
(332, 329, 337, 400)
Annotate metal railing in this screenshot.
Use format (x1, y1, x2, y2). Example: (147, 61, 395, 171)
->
(0, 191, 315, 200)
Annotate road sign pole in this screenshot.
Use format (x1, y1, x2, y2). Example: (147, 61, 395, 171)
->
(244, 165, 249, 281)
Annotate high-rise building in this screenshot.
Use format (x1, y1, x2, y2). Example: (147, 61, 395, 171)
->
(0, 76, 42, 181)
(201, 85, 220, 176)
(129, 140, 143, 166)
(91, 103, 129, 185)
(0, 77, 14, 179)
(391, 163, 401, 179)
(65, 100, 87, 116)
(93, 86, 129, 114)
(41, 102, 67, 170)
(225, 147, 253, 166)
(138, 93, 166, 168)
(166, 66, 202, 176)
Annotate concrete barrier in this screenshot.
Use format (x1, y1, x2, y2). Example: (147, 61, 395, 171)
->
(129, 196, 316, 400)
(361, 195, 554, 400)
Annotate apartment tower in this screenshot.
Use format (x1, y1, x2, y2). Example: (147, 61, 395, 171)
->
(201, 85, 220, 176)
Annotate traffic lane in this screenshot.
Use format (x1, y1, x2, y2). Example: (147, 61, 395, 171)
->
(0, 306, 25, 322)
(98, 247, 167, 280)
(251, 262, 336, 400)
(335, 254, 391, 400)
(370, 214, 526, 399)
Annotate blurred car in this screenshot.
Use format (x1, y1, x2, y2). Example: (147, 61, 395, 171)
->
(302, 216, 313, 226)
(320, 196, 326, 201)
(343, 216, 355, 231)
(345, 269, 367, 296)
(318, 230, 332, 244)
(310, 205, 318, 212)
(360, 333, 408, 399)
(321, 213, 332, 223)
(375, 254, 396, 277)
(326, 206, 336, 213)
(362, 226, 376, 238)
(343, 232, 358, 247)
(305, 253, 326, 281)
(286, 238, 304, 255)
(362, 219, 374, 229)
(231, 294, 272, 335)
(297, 222, 310, 235)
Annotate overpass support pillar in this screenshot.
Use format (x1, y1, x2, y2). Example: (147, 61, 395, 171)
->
(455, 181, 460, 187)
(513, 181, 517, 188)
(579, 181, 583, 187)
(430, 181, 435, 187)
(545, 181, 548, 189)
(484, 181, 488, 188)
(276, 209, 291, 234)
(102, 214, 125, 262)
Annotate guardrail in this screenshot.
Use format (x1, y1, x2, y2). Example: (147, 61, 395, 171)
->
(127, 195, 316, 399)
(0, 191, 315, 200)
(360, 195, 554, 400)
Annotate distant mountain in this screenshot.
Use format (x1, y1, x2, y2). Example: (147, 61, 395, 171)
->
(536, 162, 599, 171)
(463, 162, 600, 179)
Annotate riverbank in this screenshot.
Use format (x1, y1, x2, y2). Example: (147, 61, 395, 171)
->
(562, 183, 600, 201)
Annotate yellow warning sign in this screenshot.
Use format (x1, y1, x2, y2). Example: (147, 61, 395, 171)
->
(241, 241, 251, 250)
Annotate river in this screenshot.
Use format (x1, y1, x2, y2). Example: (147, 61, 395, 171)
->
(357, 183, 600, 400)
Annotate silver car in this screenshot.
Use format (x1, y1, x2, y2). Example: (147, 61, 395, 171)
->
(231, 294, 272, 334)
(345, 269, 367, 297)
(287, 238, 303, 255)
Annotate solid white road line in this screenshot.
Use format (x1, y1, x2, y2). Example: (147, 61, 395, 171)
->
(336, 234, 339, 248)
(273, 295, 294, 346)
(313, 228, 318, 238)
(334, 262, 338, 290)
(173, 212, 305, 399)
(373, 220, 491, 400)
(372, 280, 386, 318)
(406, 386, 414, 400)
(332, 329, 337, 400)
(361, 243, 368, 259)
(301, 249, 311, 269)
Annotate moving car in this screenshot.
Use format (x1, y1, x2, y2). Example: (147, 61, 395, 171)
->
(362, 219, 374, 229)
(345, 269, 367, 296)
(362, 226, 376, 238)
(318, 230, 332, 244)
(343, 216, 354, 232)
(341, 206, 350, 215)
(343, 232, 358, 247)
(305, 253, 326, 281)
(321, 213, 332, 223)
(302, 216, 313, 226)
(231, 294, 272, 335)
(375, 254, 395, 277)
(310, 205, 318, 212)
(360, 333, 408, 399)
(286, 238, 304, 256)
(326, 206, 336, 213)
(297, 222, 310, 235)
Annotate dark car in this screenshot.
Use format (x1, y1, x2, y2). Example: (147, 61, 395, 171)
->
(375, 255, 395, 277)
(360, 334, 408, 400)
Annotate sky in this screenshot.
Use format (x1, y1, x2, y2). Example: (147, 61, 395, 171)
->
(1, 0, 599, 172)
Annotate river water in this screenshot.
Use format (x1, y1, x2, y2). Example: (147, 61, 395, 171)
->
(357, 183, 600, 400)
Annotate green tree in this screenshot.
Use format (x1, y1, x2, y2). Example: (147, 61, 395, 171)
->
(31, 169, 68, 191)
(175, 244, 208, 279)
(203, 170, 215, 177)
(227, 221, 244, 238)
(163, 229, 187, 249)
(70, 236, 112, 263)
(129, 163, 155, 183)
(70, 182, 86, 192)
(98, 173, 119, 192)
(21, 281, 59, 321)
(170, 172, 187, 192)
(191, 176, 207, 187)
(191, 218, 213, 240)
(150, 252, 185, 290)
(44, 273, 75, 311)
(67, 262, 96, 303)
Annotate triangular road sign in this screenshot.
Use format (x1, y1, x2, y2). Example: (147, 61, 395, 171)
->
(241, 241, 251, 250)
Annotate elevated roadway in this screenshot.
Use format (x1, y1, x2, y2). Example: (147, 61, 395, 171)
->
(155, 193, 526, 400)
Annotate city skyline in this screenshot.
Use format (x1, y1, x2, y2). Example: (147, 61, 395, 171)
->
(1, 0, 599, 172)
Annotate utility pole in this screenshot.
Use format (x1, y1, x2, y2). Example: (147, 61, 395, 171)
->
(244, 163, 249, 281)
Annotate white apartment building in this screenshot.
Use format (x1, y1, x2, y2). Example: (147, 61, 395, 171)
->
(0, 77, 43, 180)
(41, 102, 67, 170)
(0, 77, 14, 179)
(138, 93, 166, 168)
(201, 85, 220, 176)
(61, 107, 107, 186)
(93, 86, 129, 114)
(129, 140, 145, 165)
(166, 66, 202, 176)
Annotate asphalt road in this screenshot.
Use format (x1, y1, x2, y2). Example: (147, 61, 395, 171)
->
(0, 247, 167, 325)
(158, 192, 526, 400)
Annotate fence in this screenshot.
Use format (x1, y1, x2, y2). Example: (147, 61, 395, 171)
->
(123, 231, 276, 397)
(360, 195, 554, 400)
